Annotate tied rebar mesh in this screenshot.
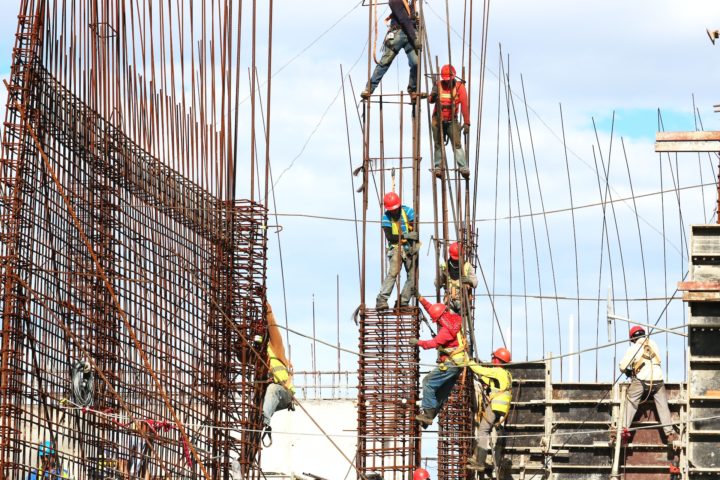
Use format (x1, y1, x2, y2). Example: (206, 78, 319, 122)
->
(357, 307, 421, 479)
(0, 10, 269, 478)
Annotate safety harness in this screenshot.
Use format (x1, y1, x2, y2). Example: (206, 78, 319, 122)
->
(631, 337, 661, 376)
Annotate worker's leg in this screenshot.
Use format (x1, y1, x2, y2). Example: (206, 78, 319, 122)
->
(469, 408, 497, 469)
(651, 382, 675, 436)
(623, 378, 645, 430)
(376, 247, 401, 308)
(262, 383, 289, 427)
(399, 246, 417, 306)
(450, 118, 467, 169)
(431, 116, 443, 169)
(367, 32, 401, 93)
(421, 364, 462, 412)
(401, 32, 419, 92)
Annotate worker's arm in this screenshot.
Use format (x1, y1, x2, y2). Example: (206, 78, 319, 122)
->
(418, 323, 454, 350)
(388, 0, 417, 45)
(428, 83, 438, 104)
(458, 83, 470, 125)
(418, 295, 432, 312)
(382, 225, 399, 244)
(468, 364, 510, 389)
(618, 343, 640, 374)
(463, 263, 478, 288)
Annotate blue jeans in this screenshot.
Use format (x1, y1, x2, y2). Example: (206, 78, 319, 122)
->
(367, 29, 418, 93)
(262, 383, 293, 426)
(421, 362, 462, 411)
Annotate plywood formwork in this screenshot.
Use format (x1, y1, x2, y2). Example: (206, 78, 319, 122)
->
(681, 224, 720, 479)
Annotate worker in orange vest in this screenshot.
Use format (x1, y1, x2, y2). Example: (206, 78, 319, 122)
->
(429, 64, 470, 179)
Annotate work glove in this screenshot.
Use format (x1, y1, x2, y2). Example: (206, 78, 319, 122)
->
(409, 338, 419, 346)
(413, 37, 422, 52)
(404, 231, 419, 241)
(461, 275, 474, 285)
(462, 123, 471, 135)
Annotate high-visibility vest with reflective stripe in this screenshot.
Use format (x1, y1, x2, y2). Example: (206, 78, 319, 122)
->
(472, 365, 513, 415)
(443, 261, 473, 300)
(268, 345, 295, 394)
(438, 82, 459, 121)
(389, 208, 411, 239)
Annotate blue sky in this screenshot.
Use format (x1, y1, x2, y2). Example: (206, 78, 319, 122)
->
(1, 0, 719, 388)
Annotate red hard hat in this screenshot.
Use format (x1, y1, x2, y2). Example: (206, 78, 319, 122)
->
(426, 302, 447, 321)
(383, 192, 401, 211)
(629, 326, 646, 339)
(440, 64, 456, 81)
(448, 242, 460, 260)
(492, 347, 511, 364)
(413, 468, 430, 480)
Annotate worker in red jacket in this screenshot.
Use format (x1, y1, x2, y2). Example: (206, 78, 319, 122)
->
(429, 64, 471, 179)
(411, 295, 465, 428)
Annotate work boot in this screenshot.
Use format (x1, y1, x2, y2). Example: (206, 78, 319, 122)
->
(467, 447, 489, 472)
(360, 89, 371, 100)
(459, 167, 470, 179)
(433, 168, 442, 179)
(666, 432, 679, 445)
(415, 408, 436, 429)
(376, 301, 389, 310)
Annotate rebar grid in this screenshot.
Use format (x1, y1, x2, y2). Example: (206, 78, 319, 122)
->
(357, 307, 421, 479)
(0, 12, 268, 480)
(437, 374, 474, 480)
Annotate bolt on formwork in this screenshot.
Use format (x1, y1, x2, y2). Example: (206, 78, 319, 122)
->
(0, 1, 272, 478)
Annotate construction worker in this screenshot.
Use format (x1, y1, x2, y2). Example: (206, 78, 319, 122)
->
(429, 64, 471, 179)
(618, 326, 678, 445)
(377, 192, 418, 309)
(261, 302, 295, 445)
(28, 440, 71, 479)
(436, 241, 478, 313)
(466, 348, 513, 474)
(361, 0, 421, 99)
(412, 295, 463, 428)
(413, 468, 430, 480)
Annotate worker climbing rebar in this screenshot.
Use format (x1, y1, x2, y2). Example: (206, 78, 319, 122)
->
(429, 64, 471, 179)
(436, 241, 478, 313)
(376, 192, 419, 309)
(361, 0, 421, 99)
(616, 326, 678, 446)
(261, 302, 296, 447)
(466, 348, 513, 476)
(412, 296, 464, 428)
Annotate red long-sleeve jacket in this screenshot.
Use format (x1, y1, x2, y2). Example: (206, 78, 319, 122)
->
(418, 297, 462, 357)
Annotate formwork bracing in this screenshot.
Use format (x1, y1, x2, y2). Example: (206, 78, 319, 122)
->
(0, 0, 274, 478)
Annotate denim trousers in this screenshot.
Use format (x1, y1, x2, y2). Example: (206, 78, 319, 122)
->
(421, 362, 462, 411)
(367, 28, 418, 93)
(262, 383, 293, 426)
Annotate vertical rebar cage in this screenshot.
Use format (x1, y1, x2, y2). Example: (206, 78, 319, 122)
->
(0, 1, 270, 478)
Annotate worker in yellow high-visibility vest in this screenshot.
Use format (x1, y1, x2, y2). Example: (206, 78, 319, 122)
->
(261, 302, 295, 445)
(466, 348, 513, 474)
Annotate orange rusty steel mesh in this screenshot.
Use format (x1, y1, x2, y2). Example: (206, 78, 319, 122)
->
(0, 1, 271, 478)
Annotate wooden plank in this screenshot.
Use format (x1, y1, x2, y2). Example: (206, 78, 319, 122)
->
(655, 140, 720, 152)
(678, 281, 720, 291)
(657, 131, 720, 141)
(683, 291, 720, 301)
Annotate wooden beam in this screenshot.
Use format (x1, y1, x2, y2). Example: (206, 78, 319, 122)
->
(678, 281, 720, 291)
(655, 131, 720, 152)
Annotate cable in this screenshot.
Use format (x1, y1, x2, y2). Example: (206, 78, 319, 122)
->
(70, 359, 94, 407)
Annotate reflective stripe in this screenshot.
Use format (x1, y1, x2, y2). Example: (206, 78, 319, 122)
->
(268, 345, 294, 393)
(438, 83, 459, 121)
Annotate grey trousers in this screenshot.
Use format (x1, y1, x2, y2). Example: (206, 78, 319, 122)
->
(376, 245, 417, 307)
(432, 116, 466, 169)
(262, 383, 293, 427)
(624, 378, 674, 435)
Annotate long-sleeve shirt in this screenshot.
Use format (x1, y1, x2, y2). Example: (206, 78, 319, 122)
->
(439, 259, 478, 288)
(388, 0, 417, 45)
(619, 337, 663, 382)
(417, 297, 462, 352)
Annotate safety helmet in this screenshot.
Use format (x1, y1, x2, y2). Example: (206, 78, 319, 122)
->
(38, 440, 54, 457)
(492, 347, 511, 364)
(427, 302, 447, 321)
(440, 64, 456, 81)
(383, 192, 401, 211)
(629, 326, 646, 340)
(413, 468, 430, 480)
(448, 242, 460, 261)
